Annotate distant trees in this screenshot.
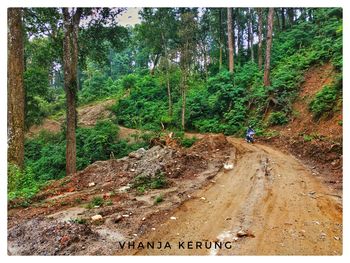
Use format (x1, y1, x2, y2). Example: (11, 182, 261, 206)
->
(8, 8, 25, 169)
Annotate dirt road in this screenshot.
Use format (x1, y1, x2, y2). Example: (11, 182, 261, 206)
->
(124, 138, 342, 255)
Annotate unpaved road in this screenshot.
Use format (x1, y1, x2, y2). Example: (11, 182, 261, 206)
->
(123, 138, 342, 255)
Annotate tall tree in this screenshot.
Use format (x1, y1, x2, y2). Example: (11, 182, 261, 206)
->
(257, 8, 263, 69)
(63, 8, 82, 175)
(281, 8, 286, 30)
(263, 8, 274, 87)
(287, 8, 294, 26)
(8, 8, 25, 169)
(236, 9, 242, 56)
(178, 11, 198, 130)
(227, 8, 234, 72)
(249, 8, 254, 62)
(219, 8, 223, 70)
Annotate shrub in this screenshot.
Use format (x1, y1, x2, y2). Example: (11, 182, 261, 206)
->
(86, 196, 104, 209)
(8, 164, 42, 201)
(268, 111, 289, 126)
(24, 121, 149, 185)
(154, 195, 163, 204)
(309, 85, 338, 120)
(132, 173, 167, 194)
(179, 136, 198, 148)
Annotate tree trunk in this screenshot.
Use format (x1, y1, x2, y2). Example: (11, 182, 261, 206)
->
(161, 32, 172, 117)
(236, 10, 240, 55)
(150, 53, 160, 75)
(281, 8, 286, 30)
(181, 74, 187, 130)
(63, 8, 82, 176)
(257, 8, 263, 70)
(264, 8, 274, 87)
(8, 8, 24, 169)
(219, 9, 223, 70)
(227, 8, 234, 73)
(287, 8, 294, 26)
(249, 8, 254, 62)
(308, 8, 313, 22)
(275, 9, 281, 32)
(167, 76, 172, 117)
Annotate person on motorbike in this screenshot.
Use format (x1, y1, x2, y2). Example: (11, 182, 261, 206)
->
(246, 126, 255, 143)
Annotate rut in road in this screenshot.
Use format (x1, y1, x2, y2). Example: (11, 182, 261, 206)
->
(126, 138, 342, 255)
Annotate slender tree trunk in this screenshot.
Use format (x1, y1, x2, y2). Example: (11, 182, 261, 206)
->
(227, 8, 234, 72)
(219, 9, 223, 70)
(181, 73, 187, 130)
(161, 32, 172, 117)
(274, 9, 281, 32)
(308, 8, 313, 22)
(236, 10, 240, 55)
(287, 8, 294, 26)
(247, 14, 251, 52)
(257, 8, 263, 70)
(8, 8, 24, 169)
(249, 8, 254, 62)
(281, 8, 286, 30)
(167, 77, 172, 116)
(264, 8, 274, 87)
(63, 8, 82, 176)
(150, 53, 160, 75)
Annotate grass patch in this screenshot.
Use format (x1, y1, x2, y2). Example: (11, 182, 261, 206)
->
(86, 196, 104, 209)
(132, 173, 167, 194)
(69, 218, 87, 224)
(154, 194, 163, 204)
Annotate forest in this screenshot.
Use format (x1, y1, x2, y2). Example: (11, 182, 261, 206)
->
(7, 7, 343, 256)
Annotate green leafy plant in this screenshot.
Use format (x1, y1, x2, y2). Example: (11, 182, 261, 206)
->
(268, 111, 289, 126)
(309, 85, 338, 120)
(132, 173, 167, 194)
(154, 194, 163, 204)
(8, 164, 42, 201)
(86, 196, 104, 209)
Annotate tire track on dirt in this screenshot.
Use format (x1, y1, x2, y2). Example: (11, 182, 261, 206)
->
(124, 138, 342, 255)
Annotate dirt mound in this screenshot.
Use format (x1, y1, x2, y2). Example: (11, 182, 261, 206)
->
(35, 134, 231, 197)
(8, 218, 97, 255)
(78, 99, 115, 126)
(27, 119, 61, 137)
(8, 134, 233, 255)
(190, 133, 229, 153)
(26, 99, 116, 138)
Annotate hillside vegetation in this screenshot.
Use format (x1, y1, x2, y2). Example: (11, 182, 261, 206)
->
(9, 8, 342, 204)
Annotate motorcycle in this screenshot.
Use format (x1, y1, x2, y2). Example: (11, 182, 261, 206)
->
(246, 133, 255, 143)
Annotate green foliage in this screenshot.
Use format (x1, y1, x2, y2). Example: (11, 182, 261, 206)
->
(303, 134, 314, 142)
(69, 218, 87, 224)
(8, 164, 42, 201)
(309, 85, 338, 120)
(111, 73, 172, 131)
(90, 196, 104, 207)
(180, 137, 198, 148)
(24, 121, 148, 183)
(154, 194, 164, 204)
(268, 112, 289, 126)
(132, 173, 167, 194)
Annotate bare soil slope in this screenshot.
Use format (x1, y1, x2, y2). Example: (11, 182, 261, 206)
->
(272, 63, 342, 139)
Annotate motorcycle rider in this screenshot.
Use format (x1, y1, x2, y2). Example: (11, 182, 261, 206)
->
(246, 126, 255, 143)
